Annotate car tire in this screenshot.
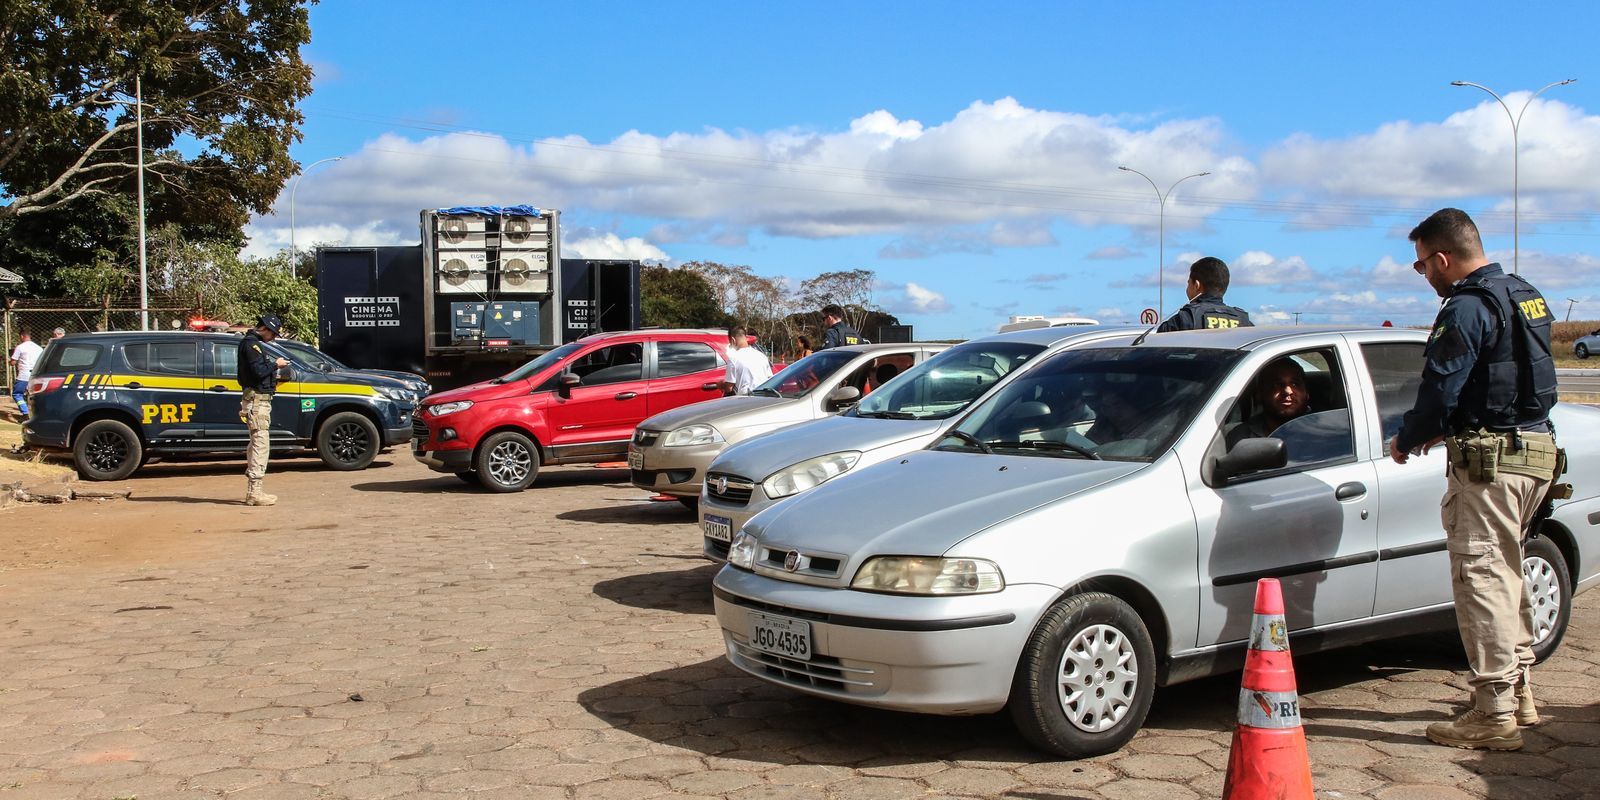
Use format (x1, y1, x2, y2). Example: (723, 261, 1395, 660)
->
(453, 471, 478, 485)
(73, 419, 143, 481)
(316, 412, 380, 471)
(677, 496, 699, 511)
(475, 431, 539, 492)
(1525, 536, 1572, 663)
(1009, 592, 1156, 759)
(1578, 343, 1590, 359)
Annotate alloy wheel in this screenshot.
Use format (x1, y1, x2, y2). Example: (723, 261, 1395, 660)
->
(86, 431, 129, 472)
(329, 421, 370, 463)
(488, 440, 531, 486)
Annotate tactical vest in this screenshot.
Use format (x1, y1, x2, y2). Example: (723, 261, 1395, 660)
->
(1449, 270, 1556, 431)
(1178, 295, 1252, 330)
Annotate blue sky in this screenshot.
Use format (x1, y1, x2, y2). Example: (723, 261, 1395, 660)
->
(251, 1, 1600, 338)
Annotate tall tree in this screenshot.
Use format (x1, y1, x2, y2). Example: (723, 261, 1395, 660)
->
(0, 1, 314, 234)
(640, 265, 727, 329)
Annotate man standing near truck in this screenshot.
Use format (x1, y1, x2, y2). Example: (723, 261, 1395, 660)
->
(238, 314, 290, 507)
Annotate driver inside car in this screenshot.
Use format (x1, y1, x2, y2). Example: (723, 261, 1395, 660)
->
(1226, 357, 1313, 449)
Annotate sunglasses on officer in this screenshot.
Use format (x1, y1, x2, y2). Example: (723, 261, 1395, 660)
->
(1412, 250, 1451, 274)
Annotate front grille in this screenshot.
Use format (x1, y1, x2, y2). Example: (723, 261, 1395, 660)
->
(706, 472, 754, 505)
(633, 429, 660, 446)
(757, 548, 842, 578)
(729, 641, 877, 693)
(411, 418, 429, 441)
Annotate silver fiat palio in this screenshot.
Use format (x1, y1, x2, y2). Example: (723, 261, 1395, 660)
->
(712, 326, 1600, 758)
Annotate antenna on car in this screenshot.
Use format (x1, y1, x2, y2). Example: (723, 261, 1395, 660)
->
(1130, 325, 1158, 347)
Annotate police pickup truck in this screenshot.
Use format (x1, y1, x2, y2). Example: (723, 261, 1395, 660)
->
(22, 331, 417, 480)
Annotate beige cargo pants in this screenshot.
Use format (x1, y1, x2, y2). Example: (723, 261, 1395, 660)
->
(1441, 463, 1551, 717)
(241, 389, 273, 480)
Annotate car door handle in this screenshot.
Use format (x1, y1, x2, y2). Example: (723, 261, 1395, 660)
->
(701, 382, 720, 391)
(614, 391, 638, 401)
(125, 381, 142, 389)
(210, 385, 228, 392)
(1335, 481, 1367, 500)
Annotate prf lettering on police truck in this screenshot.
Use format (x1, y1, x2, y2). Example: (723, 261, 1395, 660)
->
(141, 403, 196, 424)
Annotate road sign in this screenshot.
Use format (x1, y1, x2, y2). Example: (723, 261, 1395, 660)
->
(1140, 307, 1159, 325)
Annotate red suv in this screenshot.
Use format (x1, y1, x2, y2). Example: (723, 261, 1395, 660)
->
(413, 329, 730, 491)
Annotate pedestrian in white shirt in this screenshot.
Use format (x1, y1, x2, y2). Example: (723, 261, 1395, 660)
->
(719, 326, 773, 396)
(10, 331, 43, 415)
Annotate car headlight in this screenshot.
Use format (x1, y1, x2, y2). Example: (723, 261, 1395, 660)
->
(728, 531, 758, 570)
(850, 556, 1005, 595)
(428, 400, 474, 417)
(761, 451, 861, 499)
(377, 386, 411, 402)
(664, 424, 723, 447)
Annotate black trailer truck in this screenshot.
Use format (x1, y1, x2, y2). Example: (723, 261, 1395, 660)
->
(316, 207, 639, 389)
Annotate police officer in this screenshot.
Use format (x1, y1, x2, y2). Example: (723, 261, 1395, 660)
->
(1390, 208, 1559, 751)
(818, 304, 868, 350)
(239, 314, 289, 506)
(1155, 257, 1254, 332)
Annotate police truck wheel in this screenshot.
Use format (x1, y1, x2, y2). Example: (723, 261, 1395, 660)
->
(1524, 536, 1572, 663)
(475, 431, 539, 492)
(1009, 592, 1155, 759)
(73, 419, 143, 481)
(317, 412, 380, 471)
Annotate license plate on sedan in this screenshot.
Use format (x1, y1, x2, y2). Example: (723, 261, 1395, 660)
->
(702, 514, 733, 542)
(749, 610, 812, 661)
(627, 446, 643, 471)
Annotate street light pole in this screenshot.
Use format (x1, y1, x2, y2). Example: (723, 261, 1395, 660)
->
(289, 156, 344, 274)
(1450, 79, 1577, 275)
(1118, 166, 1211, 318)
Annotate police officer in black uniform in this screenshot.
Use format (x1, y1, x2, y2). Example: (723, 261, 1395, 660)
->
(1156, 256, 1253, 332)
(818, 304, 868, 350)
(1389, 208, 1560, 751)
(239, 314, 289, 506)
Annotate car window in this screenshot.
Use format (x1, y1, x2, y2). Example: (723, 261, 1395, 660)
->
(753, 349, 858, 398)
(569, 342, 644, 386)
(1222, 347, 1355, 473)
(939, 347, 1241, 462)
(1360, 342, 1424, 444)
(854, 341, 1045, 420)
(43, 343, 101, 371)
(850, 354, 915, 396)
(656, 341, 723, 378)
(148, 342, 198, 375)
(214, 343, 239, 378)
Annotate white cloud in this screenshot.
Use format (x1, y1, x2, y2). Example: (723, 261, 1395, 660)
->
(880, 281, 953, 315)
(251, 97, 1257, 251)
(1116, 250, 1316, 290)
(565, 233, 670, 264)
(1086, 245, 1136, 260)
(903, 282, 951, 313)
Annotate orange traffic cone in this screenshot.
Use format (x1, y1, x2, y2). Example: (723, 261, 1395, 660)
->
(1222, 577, 1314, 800)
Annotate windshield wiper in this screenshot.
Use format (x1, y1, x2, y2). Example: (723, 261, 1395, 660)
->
(750, 388, 781, 397)
(856, 410, 918, 419)
(988, 439, 1102, 460)
(937, 430, 993, 453)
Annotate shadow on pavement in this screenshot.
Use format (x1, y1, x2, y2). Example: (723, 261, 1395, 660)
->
(350, 468, 632, 493)
(136, 457, 395, 478)
(126, 495, 251, 505)
(592, 562, 718, 613)
(557, 500, 697, 526)
(577, 657, 1042, 767)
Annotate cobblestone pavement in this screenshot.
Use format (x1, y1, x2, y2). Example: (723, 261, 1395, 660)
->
(1, 454, 1597, 799)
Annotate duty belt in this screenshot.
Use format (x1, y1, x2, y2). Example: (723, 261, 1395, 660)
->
(1445, 428, 1559, 482)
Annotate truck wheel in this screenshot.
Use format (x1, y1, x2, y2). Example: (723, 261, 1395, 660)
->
(317, 412, 380, 471)
(74, 419, 143, 481)
(1009, 592, 1156, 759)
(475, 431, 539, 492)
(1525, 536, 1572, 663)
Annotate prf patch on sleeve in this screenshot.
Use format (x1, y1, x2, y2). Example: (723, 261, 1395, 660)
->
(1429, 323, 1470, 362)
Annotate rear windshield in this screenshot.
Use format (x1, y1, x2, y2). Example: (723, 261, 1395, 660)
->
(751, 349, 858, 399)
(853, 341, 1043, 420)
(40, 342, 102, 372)
(937, 347, 1241, 462)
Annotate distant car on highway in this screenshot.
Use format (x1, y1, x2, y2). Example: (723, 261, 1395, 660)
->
(712, 325, 1600, 758)
(1575, 329, 1600, 359)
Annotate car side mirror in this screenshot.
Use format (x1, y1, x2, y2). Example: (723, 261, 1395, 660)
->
(825, 385, 861, 409)
(557, 372, 580, 398)
(1214, 437, 1288, 482)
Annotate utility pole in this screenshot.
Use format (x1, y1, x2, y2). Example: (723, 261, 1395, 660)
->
(136, 75, 148, 331)
(1567, 298, 1579, 322)
(1292, 311, 1302, 326)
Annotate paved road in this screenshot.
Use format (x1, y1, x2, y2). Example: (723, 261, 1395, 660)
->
(0, 454, 1597, 799)
(1559, 373, 1600, 395)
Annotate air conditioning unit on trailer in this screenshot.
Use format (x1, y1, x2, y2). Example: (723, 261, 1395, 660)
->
(499, 214, 549, 247)
(498, 250, 550, 294)
(435, 214, 488, 249)
(436, 250, 490, 295)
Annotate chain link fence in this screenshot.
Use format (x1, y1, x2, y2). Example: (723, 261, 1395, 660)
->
(3, 304, 196, 386)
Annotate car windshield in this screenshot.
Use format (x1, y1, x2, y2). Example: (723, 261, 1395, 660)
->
(853, 341, 1044, 420)
(751, 349, 859, 399)
(497, 343, 583, 383)
(277, 341, 343, 372)
(935, 347, 1242, 462)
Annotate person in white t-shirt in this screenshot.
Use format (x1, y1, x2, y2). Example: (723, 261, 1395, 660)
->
(10, 331, 44, 415)
(719, 326, 773, 396)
